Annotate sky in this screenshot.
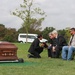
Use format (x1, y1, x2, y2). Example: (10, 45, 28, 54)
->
(0, 0, 75, 30)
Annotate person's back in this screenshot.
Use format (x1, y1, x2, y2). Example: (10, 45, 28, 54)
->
(57, 35, 67, 47)
(28, 38, 40, 53)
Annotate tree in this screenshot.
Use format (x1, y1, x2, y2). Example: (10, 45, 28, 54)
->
(64, 29, 71, 42)
(18, 25, 41, 34)
(3, 28, 18, 42)
(18, 18, 42, 34)
(0, 24, 6, 40)
(13, 0, 46, 33)
(58, 28, 71, 43)
(12, 0, 46, 42)
(58, 29, 66, 36)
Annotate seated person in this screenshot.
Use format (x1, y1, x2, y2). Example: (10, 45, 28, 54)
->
(28, 34, 47, 58)
(48, 30, 67, 58)
(62, 28, 75, 60)
(48, 32, 55, 58)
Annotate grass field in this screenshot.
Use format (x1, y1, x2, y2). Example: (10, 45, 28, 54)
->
(0, 43, 75, 75)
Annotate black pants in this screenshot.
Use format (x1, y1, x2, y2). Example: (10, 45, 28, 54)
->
(30, 47, 43, 58)
(55, 46, 62, 58)
(48, 47, 52, 57)
(48, 46, 57, 58)
(48, 46, 62, 58)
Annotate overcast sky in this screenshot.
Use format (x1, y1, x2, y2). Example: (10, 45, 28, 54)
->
(0, 0, 75, 30)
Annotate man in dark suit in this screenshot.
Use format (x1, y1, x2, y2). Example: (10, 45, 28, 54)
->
(48, 30, 67, 58)
(28, 34, 45, 58)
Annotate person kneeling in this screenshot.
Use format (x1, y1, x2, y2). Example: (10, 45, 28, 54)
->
(28, 34, 47, 58)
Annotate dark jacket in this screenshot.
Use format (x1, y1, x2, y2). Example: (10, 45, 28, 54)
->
(50, 35, 67, 47)
(57, 35, 67, 47)
(28, 38, 41, 53)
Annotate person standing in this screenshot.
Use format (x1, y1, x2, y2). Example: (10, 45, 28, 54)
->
(62, 28, 75, 60)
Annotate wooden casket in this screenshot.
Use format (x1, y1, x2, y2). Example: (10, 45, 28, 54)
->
(0, 41, 18, 61)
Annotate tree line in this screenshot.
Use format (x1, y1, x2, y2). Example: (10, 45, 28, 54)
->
(0, 24, 71, 43)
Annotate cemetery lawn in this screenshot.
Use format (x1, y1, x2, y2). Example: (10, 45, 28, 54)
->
(0, 43, 75, 75)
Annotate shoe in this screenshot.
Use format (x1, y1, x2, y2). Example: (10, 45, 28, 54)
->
(27, 54, 31, 58)
(48, 57, 51, 58)
(27, 54, 34, 58)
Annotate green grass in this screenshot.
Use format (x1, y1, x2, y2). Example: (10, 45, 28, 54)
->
(0, 43, 75, 75)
